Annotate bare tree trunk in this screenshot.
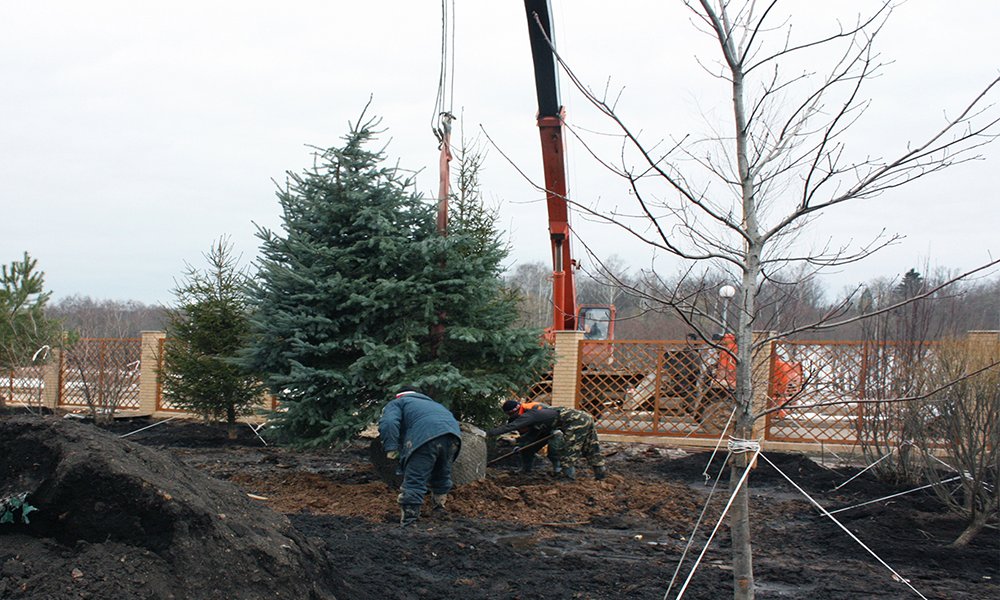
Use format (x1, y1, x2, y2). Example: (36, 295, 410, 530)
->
(729, 425, 755, 599)
(527, 0, 1000, 595)
(950, 512, 989, 548)
(730, 319, 758, 600)
(731, 47, 761, 594)
(227, 403, 237, 440)
(730, 247, 760, 600)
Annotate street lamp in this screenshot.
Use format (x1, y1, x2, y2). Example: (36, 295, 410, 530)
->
(718, 285, 736, 334)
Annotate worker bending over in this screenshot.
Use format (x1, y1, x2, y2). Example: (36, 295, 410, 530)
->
(491, 399, 559, 474)
(487, 399, 606, 480)
(379, 386, 461, 526)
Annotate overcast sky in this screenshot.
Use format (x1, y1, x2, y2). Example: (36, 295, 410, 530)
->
(2, 1, 997, 306)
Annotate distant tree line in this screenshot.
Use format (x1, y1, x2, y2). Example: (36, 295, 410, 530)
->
(28, 261, 1000, 346)
(48, 295, 168, 339)
(506, 261, 1000, 341)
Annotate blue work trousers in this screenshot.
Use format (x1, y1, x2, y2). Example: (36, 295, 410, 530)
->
(399, 434, 459, 507)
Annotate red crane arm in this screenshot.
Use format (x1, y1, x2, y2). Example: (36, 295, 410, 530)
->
(524, 0, 577, 333)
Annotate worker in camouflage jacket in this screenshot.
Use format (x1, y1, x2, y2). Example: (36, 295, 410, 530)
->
(487, 399, 606, 481)
(378, 387, 461, 526)
(488, 399, 559, 474)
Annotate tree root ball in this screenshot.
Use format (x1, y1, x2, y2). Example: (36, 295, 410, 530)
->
(369, 422, 487, 488)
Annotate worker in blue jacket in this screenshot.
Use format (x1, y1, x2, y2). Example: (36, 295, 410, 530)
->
(378, 386, 461, 526)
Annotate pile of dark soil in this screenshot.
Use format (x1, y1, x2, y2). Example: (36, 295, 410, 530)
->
(2, 414, 997, 599)
(0, 416, 348, 600)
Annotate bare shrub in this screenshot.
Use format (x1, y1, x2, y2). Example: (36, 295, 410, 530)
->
(916, 338, 999, 547)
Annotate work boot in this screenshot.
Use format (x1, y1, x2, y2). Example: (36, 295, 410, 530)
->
(400, 505, 421, 527)
(561, 466, 576, 481)
(550, 458, 562, 476)
(430, 493, 448, 513)
(593, 465, 607, 481)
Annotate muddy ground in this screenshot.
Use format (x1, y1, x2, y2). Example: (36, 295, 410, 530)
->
(2, 414, 997, 599)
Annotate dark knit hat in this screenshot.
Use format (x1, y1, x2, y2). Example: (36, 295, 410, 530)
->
(501, 399, 521, 414)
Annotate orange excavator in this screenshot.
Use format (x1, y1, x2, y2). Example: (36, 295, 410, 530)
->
(714, 333, 803, 418)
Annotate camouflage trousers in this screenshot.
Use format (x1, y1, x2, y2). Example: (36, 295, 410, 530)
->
(549, 408, 605, 469)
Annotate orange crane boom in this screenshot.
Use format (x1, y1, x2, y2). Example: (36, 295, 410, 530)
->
(524, 0, 578, 333)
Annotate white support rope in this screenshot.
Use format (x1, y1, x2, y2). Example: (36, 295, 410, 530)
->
(923, 451, 993, 492)
(247, 421, 269, 446)
(662, 452, 729, 600)
(781, 412, 850, 465)
(11, 397, 38, 415)
(696, 404, 738, 484)
(31, 345, 51, 363)
(672, 444, 761, 600)
(727, 437, 761, 454)
(759, 452, 929, 599)
(120, 415, 179, 438)
(828, 476, 962, 515)
(13, 345, 54, 415)
(833, 450, 892, 490)
(925, 451, 961, 474)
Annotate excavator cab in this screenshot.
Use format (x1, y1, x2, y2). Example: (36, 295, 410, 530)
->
(577, 304, 616, 373)
(578, 305, 615, 341)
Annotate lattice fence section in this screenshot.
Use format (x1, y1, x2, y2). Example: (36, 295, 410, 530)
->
(579, 340, 735, 438)
(156, 337, 280, 413)
(60, 338, 142, 410)
(3, 365, 46, 410)
(767, 340, 941, 445)
(853, 341, 942, 450)
(766, 341, 865, 444)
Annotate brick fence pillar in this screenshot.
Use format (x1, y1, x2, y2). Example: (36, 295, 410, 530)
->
(550, 331, 585, 409)
(138, 331, 166, 416)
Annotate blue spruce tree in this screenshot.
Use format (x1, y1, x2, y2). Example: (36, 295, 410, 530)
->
(242, 114, 550, 445)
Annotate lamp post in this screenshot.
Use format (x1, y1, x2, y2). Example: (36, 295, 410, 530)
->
(718, 284, 737, 335)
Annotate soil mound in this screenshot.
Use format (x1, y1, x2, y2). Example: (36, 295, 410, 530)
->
(0, 415, 347, 600)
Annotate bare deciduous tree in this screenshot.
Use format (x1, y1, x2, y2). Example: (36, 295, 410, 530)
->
(506, 261, 554, 329)
(523, 1, 1000, 597)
